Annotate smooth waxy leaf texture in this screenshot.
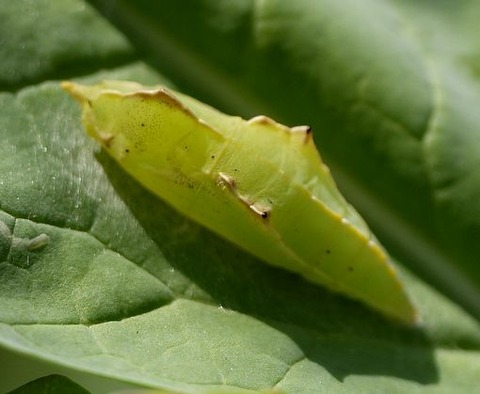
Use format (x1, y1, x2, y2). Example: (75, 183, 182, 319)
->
(1, 0, 480, 393)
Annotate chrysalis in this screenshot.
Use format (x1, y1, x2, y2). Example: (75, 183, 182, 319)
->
(62, 80, 417, 324)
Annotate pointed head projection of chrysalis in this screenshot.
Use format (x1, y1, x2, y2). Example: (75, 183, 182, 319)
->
(61, 80, 203, 163)
(62, 80, 418, 325)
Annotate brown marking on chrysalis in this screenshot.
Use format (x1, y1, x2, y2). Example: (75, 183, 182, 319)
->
(247, 115, 276, 126)
(126, 89, 204, 126)
(218, 172, 236, 190)
(248, 116, 312, 144)
(217, 172, 271, 219)
(98, 132, 115, 148)
(290, 125, 312, 144)
(249, 204, 270, 219)
(247, 115, 290, 133)
(290, 125, 311, 133)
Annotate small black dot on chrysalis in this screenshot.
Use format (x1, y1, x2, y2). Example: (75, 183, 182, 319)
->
(261, 211, 269, 219)
(325, 249, 331, 254)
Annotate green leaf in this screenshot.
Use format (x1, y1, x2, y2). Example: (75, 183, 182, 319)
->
(1, 0, 480, 393)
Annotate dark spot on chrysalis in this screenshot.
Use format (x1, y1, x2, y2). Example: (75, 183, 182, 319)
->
(261, 211, 268, 219)
(305, 126, 312, 134)
(211, 155, 215, 159)
(87, 100, 92, 108)
(325, 249, 331, 254)
(141, 123, 145, 127)
(125, 149, 130, 153)
(348, 266, 354, 272)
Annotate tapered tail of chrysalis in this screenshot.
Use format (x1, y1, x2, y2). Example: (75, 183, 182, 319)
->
(62, 80, 418, 325)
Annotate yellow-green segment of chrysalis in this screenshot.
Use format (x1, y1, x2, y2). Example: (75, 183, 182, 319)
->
(62, 80, 417, 325)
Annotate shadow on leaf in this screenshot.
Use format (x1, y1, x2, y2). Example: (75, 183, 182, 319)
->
(98, 150, 438, 385)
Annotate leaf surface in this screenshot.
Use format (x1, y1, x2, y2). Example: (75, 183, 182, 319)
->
(1, 0, 480, 393)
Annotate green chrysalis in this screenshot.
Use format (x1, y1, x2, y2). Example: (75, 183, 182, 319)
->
(62, 80, 417, 324)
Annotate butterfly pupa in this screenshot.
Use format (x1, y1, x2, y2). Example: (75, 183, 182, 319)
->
(62, 80, 417, 325)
